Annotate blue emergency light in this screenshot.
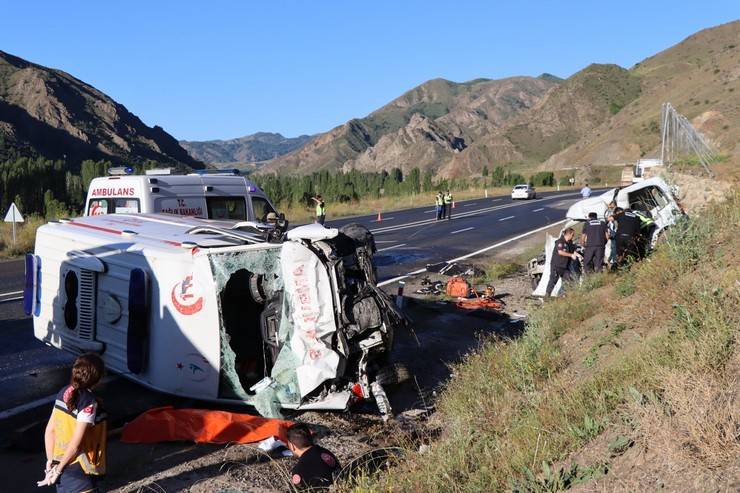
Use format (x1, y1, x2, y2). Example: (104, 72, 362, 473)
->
(191, 169, 241, 176)
(108, 166, 134, 176)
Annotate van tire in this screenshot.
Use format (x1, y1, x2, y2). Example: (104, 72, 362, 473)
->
(375, 363, 411, 387)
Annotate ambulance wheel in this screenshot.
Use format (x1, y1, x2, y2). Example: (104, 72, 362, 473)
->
(375, 363, 411, 387)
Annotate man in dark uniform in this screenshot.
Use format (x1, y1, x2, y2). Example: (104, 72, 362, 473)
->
(545, 227, 578, 297)
(287, 423, 341, 491)
(614, 207, 642, 264)
(580, 212, 609, 272)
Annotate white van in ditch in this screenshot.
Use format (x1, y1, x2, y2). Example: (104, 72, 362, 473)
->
(25, 213, 404, 418)
(529, 177, 685, 296)
(84, 169, 277, 222)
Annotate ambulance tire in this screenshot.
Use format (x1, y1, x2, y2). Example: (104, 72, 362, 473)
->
(339, 223, 376, 255)
(375, 363, 411, 387)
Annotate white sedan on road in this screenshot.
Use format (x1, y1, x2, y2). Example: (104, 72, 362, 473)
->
(511, 184, 536, 200)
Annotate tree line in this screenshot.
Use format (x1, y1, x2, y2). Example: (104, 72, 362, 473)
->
(254, 167, 559, 208)
(0, 157, 159, 219)
(1, 156, 563, 218)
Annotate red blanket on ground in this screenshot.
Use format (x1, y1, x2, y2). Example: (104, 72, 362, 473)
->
(121, 406, 292, 444)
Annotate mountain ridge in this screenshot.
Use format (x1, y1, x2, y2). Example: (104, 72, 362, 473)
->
(256, 20, 739, 178)
(0, 50, 201, 168)
(180, 132, 312, 164)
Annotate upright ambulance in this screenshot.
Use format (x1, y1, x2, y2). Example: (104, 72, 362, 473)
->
(84, 168, 277, 222)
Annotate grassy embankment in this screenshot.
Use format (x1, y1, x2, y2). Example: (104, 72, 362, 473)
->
(351, 193, 739, 491)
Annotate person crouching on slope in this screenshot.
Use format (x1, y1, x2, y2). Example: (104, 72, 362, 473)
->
(40, 353, 107, 493)
(286, 422, 341, 491)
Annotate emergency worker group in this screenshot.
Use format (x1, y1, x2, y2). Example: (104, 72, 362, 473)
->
(545, 200, 656, 297)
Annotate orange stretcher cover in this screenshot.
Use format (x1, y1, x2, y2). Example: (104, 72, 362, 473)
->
(121, 406, 293, 444)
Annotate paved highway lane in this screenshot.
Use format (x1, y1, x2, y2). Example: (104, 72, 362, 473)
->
(0, 258, 25, 303)
(325, 190, 593, 284)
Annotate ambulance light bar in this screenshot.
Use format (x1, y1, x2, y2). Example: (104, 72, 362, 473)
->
(108, 166, 134, 176)
(190, 169, 241, 176)
(145, 168, 173, 176)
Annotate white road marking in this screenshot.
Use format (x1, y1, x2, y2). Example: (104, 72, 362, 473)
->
(463, 203, 476, 207)
(499, 215, 515, 221)
(377, 243, 407, 252)
(372, 217, 395, 222)
(450, 227, 474, 235)
(0, 296, 23, 303)
(424, 210, 436, 214)
(533, 208, 545, 212)
(0, 375, 118, 420)
(492, 198, 502, 202)
(377, 219, 568, 287)
(0, 290, 23, 297)
(375, 240, 397, 244)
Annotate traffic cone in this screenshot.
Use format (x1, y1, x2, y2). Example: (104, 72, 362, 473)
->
(377, 210, 382, 222)
(452, 201, 456, 209)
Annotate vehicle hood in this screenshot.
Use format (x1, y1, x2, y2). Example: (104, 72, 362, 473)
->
(565, 189, 616, 220)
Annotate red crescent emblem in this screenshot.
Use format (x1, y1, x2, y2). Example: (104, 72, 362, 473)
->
(171, 277, 204, 315)
(292, 474, 301, 485)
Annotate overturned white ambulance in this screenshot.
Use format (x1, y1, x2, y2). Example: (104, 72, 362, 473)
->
(25, 214, 404, 417)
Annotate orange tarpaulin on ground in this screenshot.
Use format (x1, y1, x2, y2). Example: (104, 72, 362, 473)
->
(121, 407, 293, 445)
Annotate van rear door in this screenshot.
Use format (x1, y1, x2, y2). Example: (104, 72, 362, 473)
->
(87, 197, 141, 216)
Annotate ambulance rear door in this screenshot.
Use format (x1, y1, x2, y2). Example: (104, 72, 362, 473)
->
(85, 177, 146, 216)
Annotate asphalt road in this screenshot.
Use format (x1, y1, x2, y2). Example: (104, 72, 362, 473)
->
(0, 189, 594, 428)
(325, 189, 587, 283)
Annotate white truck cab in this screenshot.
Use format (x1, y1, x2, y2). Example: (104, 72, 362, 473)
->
(84, 168, 277, 222)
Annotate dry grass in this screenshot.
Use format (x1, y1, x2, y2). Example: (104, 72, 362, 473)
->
(348, 193, 739, 492)
(631, 365, 739, 471)
(0, 215, 45, 257)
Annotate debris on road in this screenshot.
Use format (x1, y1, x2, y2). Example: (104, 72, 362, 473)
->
(415, 277, 444, 295)
(455, 286, 505, 312)
(446, 277, 471, 298)
(426, 261, 485, 278)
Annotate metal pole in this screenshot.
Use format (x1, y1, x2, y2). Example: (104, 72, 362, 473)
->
(11, 207, 16, 245)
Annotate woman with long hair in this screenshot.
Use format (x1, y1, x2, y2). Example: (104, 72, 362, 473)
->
(40, 353, 107, 492)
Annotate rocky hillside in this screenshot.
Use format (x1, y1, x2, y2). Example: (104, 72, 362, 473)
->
(0, 50, 201, 167)
(543, 20, 740, 169)
(441, 64, 642, 177)
(258, 21, 738, 178)
(180, 132, 311, 164)
(259, 76, 559, 175)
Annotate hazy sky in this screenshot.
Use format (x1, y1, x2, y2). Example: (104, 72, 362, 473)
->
(1, 1, 737, 140)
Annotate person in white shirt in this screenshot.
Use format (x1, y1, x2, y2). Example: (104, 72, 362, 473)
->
(580, 183, 592, 198)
